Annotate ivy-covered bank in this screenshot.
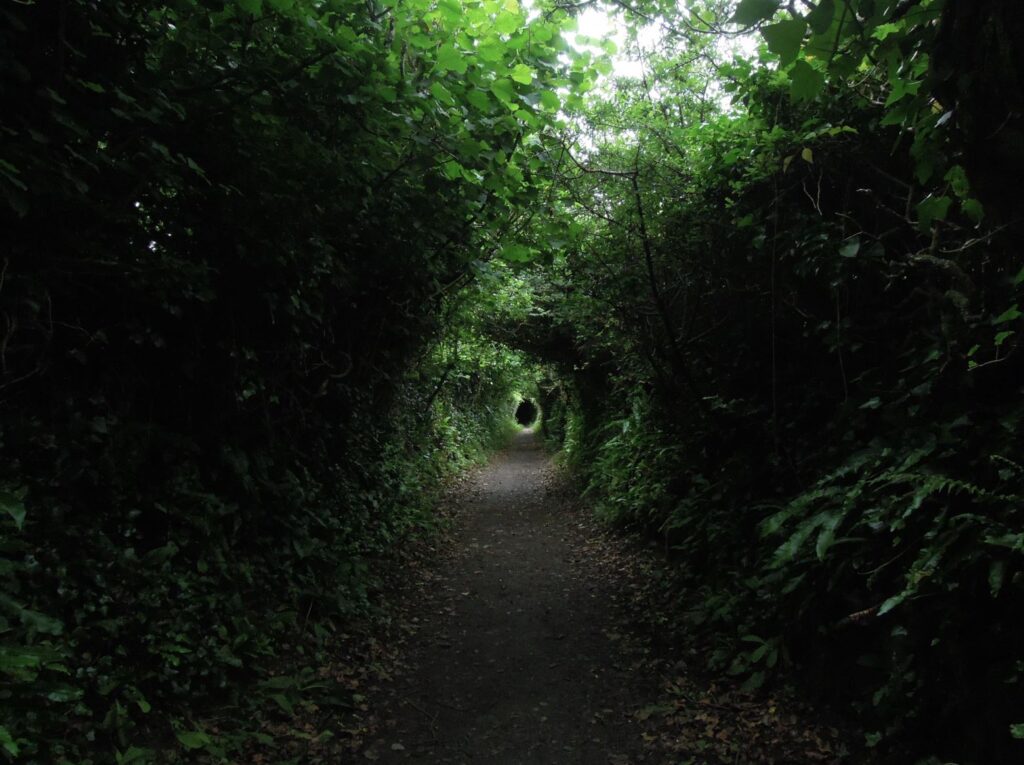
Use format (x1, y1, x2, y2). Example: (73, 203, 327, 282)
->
(530, 1, 1024, 762)
(0, 0, 558, 760)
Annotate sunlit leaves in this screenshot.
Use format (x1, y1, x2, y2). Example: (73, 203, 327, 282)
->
(436, 43, 468, 74)
(539, 90, 561, 111)
(510, 63, 534, 84)
(494, 9, 521, 35)
(490, 77, 517, 104)
(478, 38, 504, 62)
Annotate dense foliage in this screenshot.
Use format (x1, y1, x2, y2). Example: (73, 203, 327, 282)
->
(2, 0, 1022, 762)
(532, 1, 1024, 762)
(0, 0, 567, 759)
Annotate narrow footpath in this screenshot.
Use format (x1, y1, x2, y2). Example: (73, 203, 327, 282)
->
(368, 430, 656, 763)
(364, 430, 855, 765)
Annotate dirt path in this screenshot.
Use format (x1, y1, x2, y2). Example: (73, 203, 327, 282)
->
(368, 430, 656, 764)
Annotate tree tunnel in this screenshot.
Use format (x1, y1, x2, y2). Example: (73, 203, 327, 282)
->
(514, 398, 538, 427)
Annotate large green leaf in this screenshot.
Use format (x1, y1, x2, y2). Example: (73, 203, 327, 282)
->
(436, 43, 468, 74)
(761, 19, 807, 66)
(490, 78, 516, 103)
(510, 64, 534, 85)
(789, 59, 824, 101)
(732, 0, 780, 25)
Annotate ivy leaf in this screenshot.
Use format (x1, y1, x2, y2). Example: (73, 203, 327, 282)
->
(510, 64, 534, 84)
(762, 19, 807, 67)
(944, 165, 970, 198)
(962, 198, 985, 224)
(789, 60, 824, 101)
(917, 195, 952, 231)
(732, 0, 780, 26)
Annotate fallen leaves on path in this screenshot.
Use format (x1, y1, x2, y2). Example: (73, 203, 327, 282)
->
(552, 464, 859, 765)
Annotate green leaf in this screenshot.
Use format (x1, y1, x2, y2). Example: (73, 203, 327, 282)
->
(0, 726, 18, 757)
(270, 693, 295, 714)
(436, 44, 468, 74)
(962, 198, 985, 224)
(1014, 266, 1024, 287)
(441, 160, 464, 180)
(116, 747, 156, 765)
(916, 195, 952, 231)
(499, 243, 534, 262)
(807, 0, 836, 34)
(429, 81, 456, 106)
(467, 89, 492, 111)
(0, 489, 26, 530)
(877, 593, 905, 616)
(944, 165, 970, 198)
(494, 11, 521, 35)
(510, 64, 534, 85)
(1011, 723, 1024, 740)
(992, 304, 1021, 325)
(790, 60, 825, 101)
(994, 330, 1015, 347)
(478, 38, 504, 62)
(20, 607, 63, 635)
(490, 78, 516, 104)
(732, 0, 780, 26)
(839, 238, 860, 258)
(236, 0, 262, 14)
(176, 730, 211, 750)
(989, 560, 1006, 597)
(539, 90, 561, 111)
(266, 0, 295, 10)
(762, 19, 807, 66)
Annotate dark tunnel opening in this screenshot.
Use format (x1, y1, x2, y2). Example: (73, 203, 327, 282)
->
(515, 399, 538, 427)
